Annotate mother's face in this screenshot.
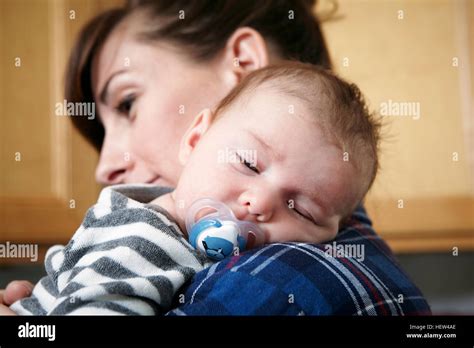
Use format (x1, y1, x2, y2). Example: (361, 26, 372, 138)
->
(91, 22, 237, 186)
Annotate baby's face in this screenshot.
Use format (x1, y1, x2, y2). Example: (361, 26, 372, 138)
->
(172, 88, 359, 244)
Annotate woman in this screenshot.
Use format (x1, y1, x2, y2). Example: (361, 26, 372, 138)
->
(1, 0, 430, 315)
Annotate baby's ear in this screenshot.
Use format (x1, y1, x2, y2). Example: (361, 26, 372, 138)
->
(179, 108, 214, 165)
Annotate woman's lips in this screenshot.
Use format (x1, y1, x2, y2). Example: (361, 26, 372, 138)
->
(146, 176, 161, 185)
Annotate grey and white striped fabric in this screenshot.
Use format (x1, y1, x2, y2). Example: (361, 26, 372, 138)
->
(11, 184, 212, 315)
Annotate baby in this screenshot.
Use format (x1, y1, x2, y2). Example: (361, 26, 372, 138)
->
(11, 62, 380, 315)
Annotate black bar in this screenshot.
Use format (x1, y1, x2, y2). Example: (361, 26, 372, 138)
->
(0, 316, 472, 346)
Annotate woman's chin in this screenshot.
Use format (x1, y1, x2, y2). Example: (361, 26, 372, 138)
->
(148, 177, 174, 187)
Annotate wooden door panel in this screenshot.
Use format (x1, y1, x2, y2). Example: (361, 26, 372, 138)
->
(0, 0, 122, 251)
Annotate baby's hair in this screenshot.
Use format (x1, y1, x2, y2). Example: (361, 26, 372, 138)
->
(214, 62, 382, 214)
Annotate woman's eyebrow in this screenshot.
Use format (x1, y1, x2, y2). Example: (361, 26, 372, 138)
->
(99, 69, 127, 104)
(247, 130, 284, 162)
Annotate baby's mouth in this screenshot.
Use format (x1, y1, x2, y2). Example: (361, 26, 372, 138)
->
(230, 207, 269, 244)
(185, 198, 268, 257)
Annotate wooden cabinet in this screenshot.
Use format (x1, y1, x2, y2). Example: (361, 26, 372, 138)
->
(0, 0, 122, 260)
(321, 0, 474, 252)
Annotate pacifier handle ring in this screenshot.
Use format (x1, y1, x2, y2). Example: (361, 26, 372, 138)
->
(185, 198, 235, 234)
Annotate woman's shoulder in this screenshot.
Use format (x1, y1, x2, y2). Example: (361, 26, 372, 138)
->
(167, 205, 431, 316)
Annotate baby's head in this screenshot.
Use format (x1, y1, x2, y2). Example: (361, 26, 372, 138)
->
(171, 62, 381, 245)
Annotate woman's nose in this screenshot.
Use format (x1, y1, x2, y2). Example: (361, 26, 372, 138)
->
(238, 188, 277, 222)
(95, 135, 132, 185)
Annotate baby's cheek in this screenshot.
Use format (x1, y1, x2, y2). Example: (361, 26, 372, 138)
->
(176, 167, 221, 208)
(267, 220, 304, 243)
(317, 217, 339, 243)
(273, 218, 336, 244)
(188, 152, 237, 198)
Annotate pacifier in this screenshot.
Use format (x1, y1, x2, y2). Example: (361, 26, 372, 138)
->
(185, 198, 265, 261)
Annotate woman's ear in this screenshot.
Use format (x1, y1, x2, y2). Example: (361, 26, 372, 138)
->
(179, 108, 214, 165)
(220, 27, 270, 87)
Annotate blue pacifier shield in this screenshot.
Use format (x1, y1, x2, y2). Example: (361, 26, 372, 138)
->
(186, 198, 264, 261)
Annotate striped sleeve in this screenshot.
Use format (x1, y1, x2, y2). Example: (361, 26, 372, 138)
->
(11, 184, 211, 315)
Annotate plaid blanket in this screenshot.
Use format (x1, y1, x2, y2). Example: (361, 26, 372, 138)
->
(166, 205, 431, 315)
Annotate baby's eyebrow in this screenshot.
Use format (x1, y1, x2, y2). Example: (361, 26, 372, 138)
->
(247, 130, 284, 162)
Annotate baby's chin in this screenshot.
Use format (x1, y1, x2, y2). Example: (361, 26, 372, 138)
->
(317, 214, 342, 239)
(322, 223, 340, 242)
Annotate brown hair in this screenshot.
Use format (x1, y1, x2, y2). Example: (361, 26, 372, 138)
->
(65, 7, 127, 150)
(66, 0, 332, 151)
(130, 0, 331, 65)
(214, 62, 381, 204)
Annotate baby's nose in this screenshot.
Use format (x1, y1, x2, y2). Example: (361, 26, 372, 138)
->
(238, 191, 276, 223)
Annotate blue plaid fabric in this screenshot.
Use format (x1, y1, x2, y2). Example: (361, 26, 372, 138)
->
(166, 205, 431, 315)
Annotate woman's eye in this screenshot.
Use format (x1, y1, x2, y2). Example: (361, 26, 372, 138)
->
(115, 95, 135, 116)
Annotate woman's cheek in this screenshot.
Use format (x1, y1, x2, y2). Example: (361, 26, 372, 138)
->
(132, 112, 174, 158)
